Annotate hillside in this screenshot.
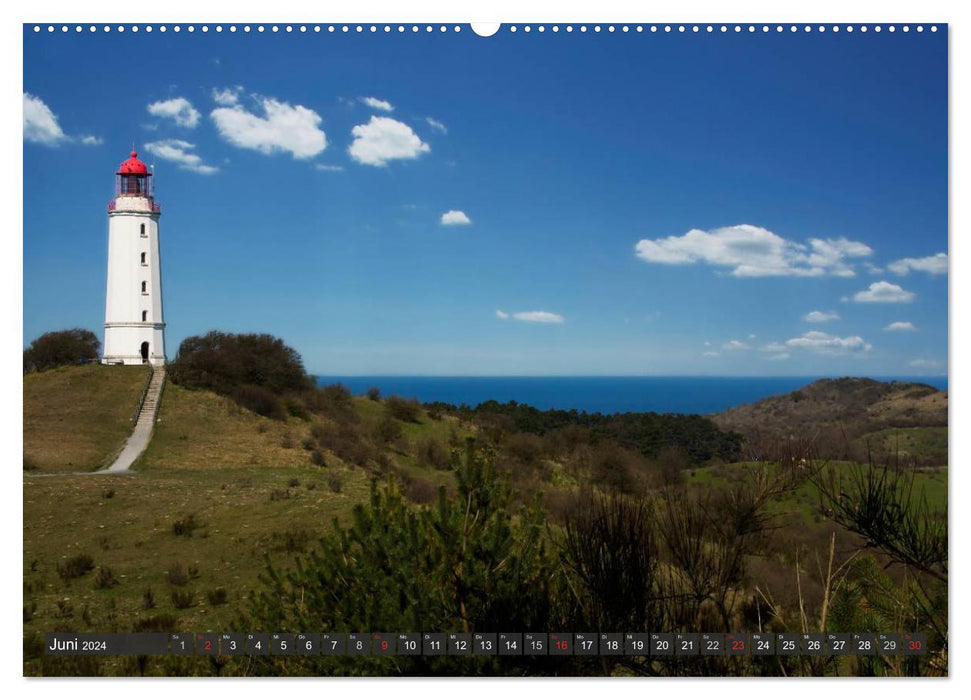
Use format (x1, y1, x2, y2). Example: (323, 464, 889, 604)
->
(712, 377, 948, 464)
(23, 364, 150, 472)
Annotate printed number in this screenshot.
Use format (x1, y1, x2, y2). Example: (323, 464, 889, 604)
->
(355, 641, 364, 650)
(530, 641, 542, 650)
(280, 639, 288, 651)
(482, 640, 493, 650)
(331, 640, 339, 650)
(782, 640, 795, 651)
(732, 640, 745, 651)
(883, 640, 897, 651)
(506, 640, 518, 650)
(606, 641, 618, 650)
(631, 640, 644, 650)
(858, 640, 871, 650)
(681, 640, 693, 650)
(757, 640, 769, 651)
(404, 640, 417, 651)
(178, 640, 185, 650)
(707, 640, 719, 650)
(556, 641, 569, 651)
(457, 640, 468, 651)
(229, 640, 237, 651)
(909, 641, 922, 651)
(254, 641, 262, 650)
(204, 641, 211, 651)
(808, 640, 821, 651)
(833, 640, 845, 651)
(305, 641, 313, 651)
(580, 640, 592, 650)
(656, 640, 669, 651)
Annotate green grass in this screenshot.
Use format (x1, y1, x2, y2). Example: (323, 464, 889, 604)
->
(856, 427, 948, 466)
(23, 364, 149, 472)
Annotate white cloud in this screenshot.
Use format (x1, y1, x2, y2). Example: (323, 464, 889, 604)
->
(722, 340, 749, 351)
(147, 97, 201, 128)
(760, 342, 787, 353)
(852, 281, 915, 303)
(703, 351, 720, 357)
(888, 253, 948, 276)
(23, 93, 66, 145)
(786, 331, 872, 355)
(884, 321, 917, 332)
(360, 96, 394, 112)
(144, 139, 219, 175)
(212, 96, 327, 159)
(440, 210, 471, 226)
(909, 359, 941, 369)
(211, 87, 242, 106)
(864, 262, 884, 275)
(803, 310, 840, 323)
(768, 353, 790, 361)
(496, 310, 565, 324)
(80, 135, 103, 146)
(634, 224, 873, 277)
(314, 163, 344, 172)
(426, 117, 448, 134)
(348, 116, 429, 166)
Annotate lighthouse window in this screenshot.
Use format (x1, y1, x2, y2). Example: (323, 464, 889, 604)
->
(140, 224, 146, 237)
(141, 281, 147, 294)
(140, 252, 146, 265)
(142, 311, 148, 322)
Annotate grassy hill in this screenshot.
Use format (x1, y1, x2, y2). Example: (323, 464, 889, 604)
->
(712, 377, 947, 464)
(23, 364, 150, 473)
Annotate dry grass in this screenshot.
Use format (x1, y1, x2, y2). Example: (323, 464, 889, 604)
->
(137, 384, 317, 470)
(23, 364, 149, 472)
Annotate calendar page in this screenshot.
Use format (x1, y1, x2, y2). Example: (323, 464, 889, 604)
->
(21, 10, 948, 682)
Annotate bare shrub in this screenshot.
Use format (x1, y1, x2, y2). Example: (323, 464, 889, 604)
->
(402, 477, 439, 504)
(165, 562, 190, 587)
(94, 566, 119, 590)
(206, 587, 229, 606)
(171, 589, 194, 609)
(58, 553, 94, 580)
(385, 396, 422, 423)
(416, 435, 452, 470)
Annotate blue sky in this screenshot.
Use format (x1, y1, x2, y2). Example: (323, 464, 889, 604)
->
(23, 25, 948, 376)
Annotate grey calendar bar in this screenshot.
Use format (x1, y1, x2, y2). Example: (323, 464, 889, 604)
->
(45, 633, 168, 655)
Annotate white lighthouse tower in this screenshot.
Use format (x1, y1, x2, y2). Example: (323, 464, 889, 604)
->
(102, 149, 166, 365)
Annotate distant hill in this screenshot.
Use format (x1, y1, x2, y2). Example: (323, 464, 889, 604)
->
(711, 377, 947, 463)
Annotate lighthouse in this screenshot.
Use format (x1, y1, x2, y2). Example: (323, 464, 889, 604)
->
(102, 149, 166, 365)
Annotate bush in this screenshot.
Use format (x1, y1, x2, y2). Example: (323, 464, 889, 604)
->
(141, 588, 156, 610)
(367, 386, 382, 401)
(23, 328, 100, 373)
(206, 587, 229, 606)
(327, 473, 343, 493)
(168, 331, 312, 396)
(133, 613, 178, 632)
(171, 589, 195, 609)
(385, 396, 422, 423)
(373, 415, 403, 444)
(172, 514, 203, 538)
(94, 566, 119, 590)
(233, 384, 286, 421)
(23, 456, 38, 472)
(402, 477, 438, 504)
(416, 436, 451, 470)
(310, 450, 326, 467)
(165, 562, 190, 587)
(58, 553, 95, 580)
(283, 397, 311, 421)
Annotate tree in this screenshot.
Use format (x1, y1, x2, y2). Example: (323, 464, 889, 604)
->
(23, 328, 100, 373)
(168, 331, 313, 397)
(238, 440, 560, 675)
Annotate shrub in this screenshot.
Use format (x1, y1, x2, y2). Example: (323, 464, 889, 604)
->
(206, 587, 229, 606)
(416, 436, 451, 470)
(171, 589, 195, 609)
(327, 473, 343, 493)
(133, 613, 178, 632)
(233, 384, 286, 421)
(168, 331, 312, 396)
(402, 477, 438, 504)
(23, 456, 38, 472)
(172, 514, 203, 538)
(310, 450, 326, 467)
(23, 328, 100, 373)
(101, 487, 116, 500)
(141, 588, 156, 610)
(94, 566, 119, 590)
(24, 601, 36, 623)
(385, 396, 422, 423)
(366, 386, 382, 401)
(373, 415, 403, 444)
(58, 553, 95, 580)
(288, 477, 300, 488)
(313, 383, 356, 421)
(165, 562, 190, 587)
(273, 526, 315, 553)
(269, 489, 293, 502)
(283, 397, 311, 421)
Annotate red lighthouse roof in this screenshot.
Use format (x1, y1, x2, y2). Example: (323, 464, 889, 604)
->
(117, 149, 150, 175)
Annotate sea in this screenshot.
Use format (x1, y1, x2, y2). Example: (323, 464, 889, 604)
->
(314, 376, 948, 416)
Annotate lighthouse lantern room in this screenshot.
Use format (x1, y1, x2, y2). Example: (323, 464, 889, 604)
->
(102, 149, 166, 365)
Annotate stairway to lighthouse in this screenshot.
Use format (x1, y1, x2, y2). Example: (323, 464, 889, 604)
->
(102, 366, 166, 473)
